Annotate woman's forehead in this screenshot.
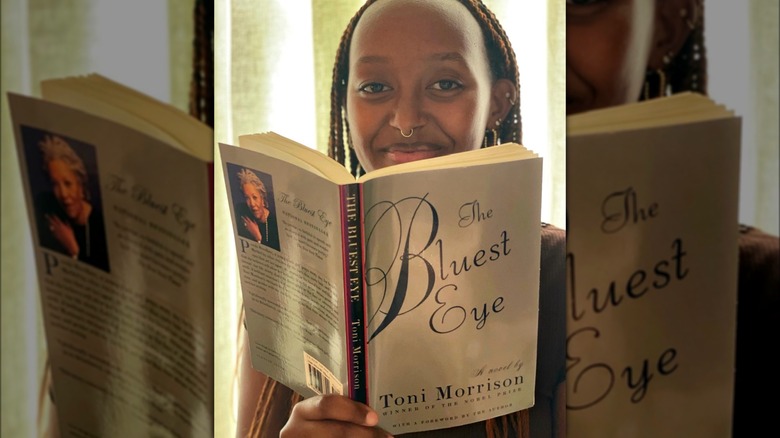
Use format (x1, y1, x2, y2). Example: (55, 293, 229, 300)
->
(351, 0, 487, 65)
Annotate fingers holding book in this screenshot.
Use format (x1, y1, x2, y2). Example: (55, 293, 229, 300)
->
(281, 395, 393, 438)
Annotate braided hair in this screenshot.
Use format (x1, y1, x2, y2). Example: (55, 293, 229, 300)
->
(189, 0, 214, 127)
(644, 0, 707, 99)
(328, 0, 523, 177)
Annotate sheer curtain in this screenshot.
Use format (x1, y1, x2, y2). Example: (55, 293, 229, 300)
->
(213, 1, 564, 437)
(0, 1, 194, 436)
(707, 0, 779, 235)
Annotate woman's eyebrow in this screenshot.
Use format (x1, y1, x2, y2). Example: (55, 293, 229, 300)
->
(429, 52, 467, 63)
(355, 52, 467, 65)
(355, 55, 389, 65)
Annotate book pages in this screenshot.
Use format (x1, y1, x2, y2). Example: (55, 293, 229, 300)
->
(566, 117, 741, 437)
(219, 143, 350, 397)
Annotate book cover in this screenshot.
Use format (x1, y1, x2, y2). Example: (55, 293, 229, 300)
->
(8, 76, 214, 437)
(565, 94, 740, 437)
(220, 132, 543, 435)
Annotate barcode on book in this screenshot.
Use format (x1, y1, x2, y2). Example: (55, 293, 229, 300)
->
(303, 352, 344, 396)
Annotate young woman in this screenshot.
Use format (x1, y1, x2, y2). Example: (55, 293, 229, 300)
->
(236, 1, 566, 437)
(566, 0, 779, 435)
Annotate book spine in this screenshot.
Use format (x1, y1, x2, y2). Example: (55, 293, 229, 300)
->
(341, 183, 368, 404)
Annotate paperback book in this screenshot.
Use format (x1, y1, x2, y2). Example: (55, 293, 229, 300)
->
(220, 133, 543, 434)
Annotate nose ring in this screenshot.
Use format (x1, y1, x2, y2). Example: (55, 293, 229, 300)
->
(399, 128, 414, 138)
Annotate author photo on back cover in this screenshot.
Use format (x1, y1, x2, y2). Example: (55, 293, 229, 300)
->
(228, 163, 281, 251)
(22, 126, 110, 272)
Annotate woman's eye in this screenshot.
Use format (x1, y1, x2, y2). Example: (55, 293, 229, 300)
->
(358, 82, 390, 94)
(429, 80, 462, 91)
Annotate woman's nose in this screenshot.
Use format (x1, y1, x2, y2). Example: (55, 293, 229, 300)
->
(389, 90, 425, 134)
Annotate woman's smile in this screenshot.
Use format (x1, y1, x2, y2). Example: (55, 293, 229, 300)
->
(381, 142, 444, 164)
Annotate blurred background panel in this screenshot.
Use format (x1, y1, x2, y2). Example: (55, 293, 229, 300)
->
(706, 0, 778, 235)
(1, 0, 197, 436)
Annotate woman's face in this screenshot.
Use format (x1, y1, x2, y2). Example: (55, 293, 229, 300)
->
(346, 0, 501, 172)
(242, 183, 265, 220)
(48, 159, 84, 220)
(566, 0, 656, 114)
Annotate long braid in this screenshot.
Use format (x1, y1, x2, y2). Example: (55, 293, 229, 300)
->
(328, 0, 523, 177)
(328, 0, 379, 176)
(667, 1, 707, 95)
(189, 0, 214, 127)
(462, 0, 522, 145)
(246, 378, 303, 437)
(643, 0, 707, 100)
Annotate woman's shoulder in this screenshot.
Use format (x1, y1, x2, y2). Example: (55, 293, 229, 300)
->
(739, 224, 779, 253)
(541, 222, 565, 239)
(540, 223, 566, 257)
(737, 224, 779, 296)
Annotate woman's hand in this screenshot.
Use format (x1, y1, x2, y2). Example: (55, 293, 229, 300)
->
(242, 215, 263, 242)
(280, 395, 392, 438)
(47, 214, 79, 258)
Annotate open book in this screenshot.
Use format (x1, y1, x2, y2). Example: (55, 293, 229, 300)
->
(220, 133, 543, 435)
(8, 74, 214, 437)
(565, 93, 740, 437)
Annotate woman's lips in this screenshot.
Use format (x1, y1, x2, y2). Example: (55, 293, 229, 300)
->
(382, 143, 443, 164)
